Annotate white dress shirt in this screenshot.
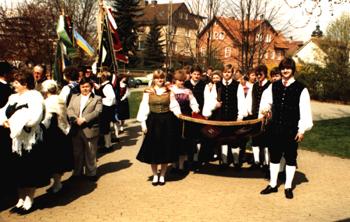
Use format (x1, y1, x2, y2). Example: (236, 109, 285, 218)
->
(79, 93, 91, 118)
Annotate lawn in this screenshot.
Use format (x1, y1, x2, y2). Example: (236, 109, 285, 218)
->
(128, 91, 143, 118)
(301, 117, 350, 159)
(128, 91, 350, 159)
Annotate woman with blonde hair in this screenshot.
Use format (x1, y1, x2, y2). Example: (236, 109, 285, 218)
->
(136, 69, 181, 186)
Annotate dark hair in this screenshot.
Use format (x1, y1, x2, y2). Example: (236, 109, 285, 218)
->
(64, 66, 79, 81)
(190, 64, 202, 74)
(270, 66, 280, 76)
(247, 68, 255, 75)
(255, 64, 268, 76)
(223, 64, 234, 73)
(79, 77, 94, 87)
(0, 61, 13, 76)
(207, 66, 213, 71)
(13, 68, 35, 89)
(279, 57, 296, 74)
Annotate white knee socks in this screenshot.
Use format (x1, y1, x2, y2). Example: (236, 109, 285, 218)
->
(252, 146, 260, 163)
(231, 147, 240, 164)
(285, 165, 296, 189)
(263, 147, 269, 165)
(113, 123, 119, 139)
(221, 145, 228, 164)
(193, 143, 201, 162)
(269, 163, 280, 188)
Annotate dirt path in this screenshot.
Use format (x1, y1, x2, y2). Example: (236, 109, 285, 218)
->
(1, 102, 350, 222)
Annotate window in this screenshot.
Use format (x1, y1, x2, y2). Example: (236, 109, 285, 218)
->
(171, 42, 177, 52)
(138, 40, 145, 50)
(184, 13, 188, 20)
(270, 50, 275, 59)
(265, 34, 272, 43)
(276, 50, 282, 60)
(179, 13, 183, 19)
(256, 33, 262, 42)
(265, 51, 269, 59)
(219, 32, 225, 40)
(214, 32, 219, 39)
(224, 47, 231, 58)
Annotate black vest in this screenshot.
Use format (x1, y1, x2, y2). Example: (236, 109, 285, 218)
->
(271, 80, 305, 129)
(212, 81, 239, 121)
(252, 81, 271, 118)
(95, 83, 112, 99)
(184, 80, 205, 111)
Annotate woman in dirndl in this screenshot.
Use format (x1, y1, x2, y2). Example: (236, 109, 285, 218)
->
(0, 69, 50, 214)
(136, 69, 181, 186)
(41, 80, 73, 194)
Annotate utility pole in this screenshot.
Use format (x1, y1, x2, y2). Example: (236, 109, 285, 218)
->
(166, 0, 173, 69)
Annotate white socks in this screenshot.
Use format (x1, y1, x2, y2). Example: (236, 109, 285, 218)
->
(232, 147, 240, 164)
(113, 123, 119, 139)
(263, 147, 269, 165)
(269, 163, 280, 188)
(152, 175, 158, 183)
(221, 145, 228, 164)
(22, 196, 33, 210)
(104, 134, 112, 148)
(285, 165, 296, 189)
(252, 146, 260, 163)
(159, 176, 165, 183)
(15, 198, 24, 208)
(193, 143, 201, 162)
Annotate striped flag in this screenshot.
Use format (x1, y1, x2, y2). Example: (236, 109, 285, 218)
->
(73, 29, 95, 57)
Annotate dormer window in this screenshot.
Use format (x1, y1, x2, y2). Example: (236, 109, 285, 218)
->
(219, 32, 225, 40)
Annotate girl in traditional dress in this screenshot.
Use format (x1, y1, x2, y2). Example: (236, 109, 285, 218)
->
(0, 69, 49, 214)
(136, 70, 181, 186)
(170, 69, 199, 173)
(117, 75, 130, 133)
(41, 80, 73, 194)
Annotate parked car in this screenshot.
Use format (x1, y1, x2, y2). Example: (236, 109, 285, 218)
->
(127, 77, 142, 88)
(134, 73, 153, 86)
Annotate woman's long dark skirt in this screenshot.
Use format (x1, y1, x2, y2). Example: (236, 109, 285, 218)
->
(137, 112, 179, 164)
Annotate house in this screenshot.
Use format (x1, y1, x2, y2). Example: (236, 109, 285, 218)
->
(197, 16, 300, 70)
(135, 0, 200, 65)
(293, 25, 326, 67)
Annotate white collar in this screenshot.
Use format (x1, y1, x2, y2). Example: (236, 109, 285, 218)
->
(190, 79, 198, 86)
(222, 79, 233, 85)
(0, 79, 7, 84)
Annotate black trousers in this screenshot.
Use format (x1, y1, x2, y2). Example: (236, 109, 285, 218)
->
(269, 126, 298, 166)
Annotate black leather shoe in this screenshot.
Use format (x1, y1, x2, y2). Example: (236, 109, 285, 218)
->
(17, 207, 34, 215)
(158, 181, 166, 186)
(260, 185, 278, 195)
(86, 175, 98, 182)
(284, 188, 294, 199)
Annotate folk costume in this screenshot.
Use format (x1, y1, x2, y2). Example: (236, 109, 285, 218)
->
(171, 85, 199, 170)
(184, 79, 206, 164)
(246, 79, 271, 167)
(136, 87, 181, 164)
(42, 95, 73, 176)
(95, 80, 116, 149)
(117, 81, 130, 121)
(0, 90, 50, 188)
(203, 79, 247, 166)
(259, 78, 313, 195)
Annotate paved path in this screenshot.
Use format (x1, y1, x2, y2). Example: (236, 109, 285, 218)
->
(1, 102, 350, 222)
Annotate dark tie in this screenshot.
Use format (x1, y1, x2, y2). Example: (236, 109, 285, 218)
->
(225, 81, 229, 86)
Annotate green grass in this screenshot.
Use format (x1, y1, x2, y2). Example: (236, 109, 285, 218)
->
(129, 91, 143, 118)
(301, 117, 350, 158)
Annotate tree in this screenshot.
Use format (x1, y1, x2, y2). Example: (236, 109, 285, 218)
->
(143, 18, 165, 68)
(223, 0, 287, 74)
(111, 0, 143, 66)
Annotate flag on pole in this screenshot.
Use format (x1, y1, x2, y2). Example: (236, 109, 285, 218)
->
(73, 29, 95, 57)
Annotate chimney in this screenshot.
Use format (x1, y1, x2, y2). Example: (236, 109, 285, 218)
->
(145, 0, 148, 6)
(151, 0, 157, 5)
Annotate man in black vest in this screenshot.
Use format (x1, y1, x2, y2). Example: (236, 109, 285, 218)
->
(250, 65, 271, 173)
(203, 64, 247, 169)
(184, 65, 206, 168)
(259, 58, 313, 199)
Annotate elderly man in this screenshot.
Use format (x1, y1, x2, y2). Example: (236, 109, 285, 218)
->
(67, 77, 102, 181)
(33, 65, 46, 91)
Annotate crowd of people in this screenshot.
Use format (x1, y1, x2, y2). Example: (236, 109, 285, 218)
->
(0, 57, 312, 215)
(0, 62, 129, 214)
(136, 57, 313, 200)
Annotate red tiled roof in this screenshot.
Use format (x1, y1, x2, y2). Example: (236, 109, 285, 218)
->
(135, 3, 182, 25)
